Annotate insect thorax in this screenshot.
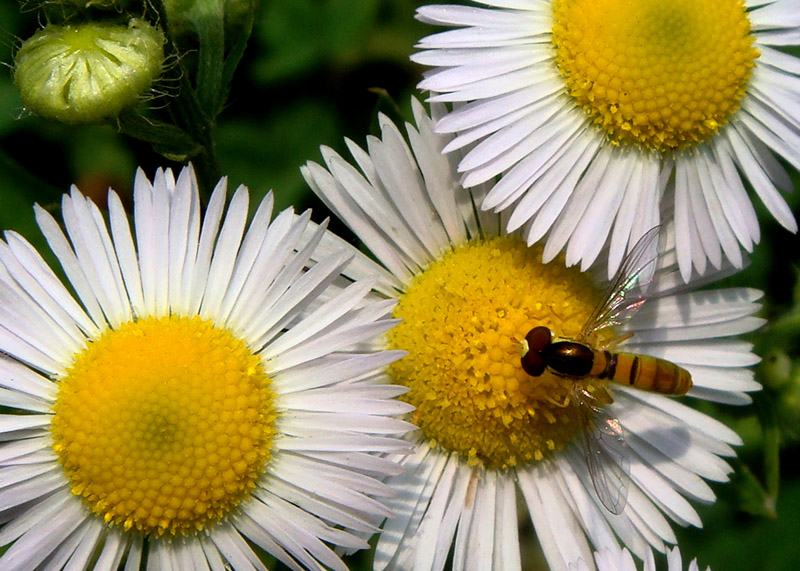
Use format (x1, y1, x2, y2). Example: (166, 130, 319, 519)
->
(543, 341, 595, 377)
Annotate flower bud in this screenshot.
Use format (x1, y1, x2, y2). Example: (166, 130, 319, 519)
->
(14, 19, 165, 124)
(762, 348, 792, 389)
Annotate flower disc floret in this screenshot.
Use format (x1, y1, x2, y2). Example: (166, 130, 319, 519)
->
(551, 0, 759, 151)
(51, 316, 276, 536)
(387, 236, 608, 469)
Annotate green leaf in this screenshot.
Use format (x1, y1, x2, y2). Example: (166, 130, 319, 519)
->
(117, 112, 202, 160)
(189, 0, 227, 117)
(734, 462, 777, 518)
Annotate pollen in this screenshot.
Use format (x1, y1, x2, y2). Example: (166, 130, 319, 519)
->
(50, 316, 276, 536)
(551, 0, 759, 152)
(387, 236, 607, 469)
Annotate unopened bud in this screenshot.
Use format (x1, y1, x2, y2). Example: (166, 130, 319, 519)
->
(14, 19, 165, 124)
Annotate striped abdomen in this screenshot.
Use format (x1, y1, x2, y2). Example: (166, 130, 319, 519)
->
(535, 339, 693, 396)
(589, 350, 692, 396)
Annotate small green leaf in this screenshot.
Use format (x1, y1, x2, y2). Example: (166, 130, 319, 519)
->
(734, 462, 777, 518)
(117, 112, 202, 159)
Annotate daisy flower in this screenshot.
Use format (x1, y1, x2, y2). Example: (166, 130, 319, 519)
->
(570, 547, 709, 571)
(0, 166, 413, 570)
(412, 0, 800, 281)
(301, 100, 764, 570)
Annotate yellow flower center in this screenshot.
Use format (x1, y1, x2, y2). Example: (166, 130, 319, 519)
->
(387, 236, 610, 469)
(551, 0, 759, 152)
(51, 316, 276, 536)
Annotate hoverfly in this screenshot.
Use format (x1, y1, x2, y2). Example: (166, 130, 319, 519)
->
(520, 227, 692, 515)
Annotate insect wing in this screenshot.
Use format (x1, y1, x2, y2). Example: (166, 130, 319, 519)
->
(575, 387, 631, 515)
(582, 226, 661, 338)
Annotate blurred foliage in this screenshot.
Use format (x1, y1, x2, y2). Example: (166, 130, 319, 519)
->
(1, 0, 800, 570)
(0, 0, 425, 226)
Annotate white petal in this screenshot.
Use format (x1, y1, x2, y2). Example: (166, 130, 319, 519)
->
(518, 465, 592, 571)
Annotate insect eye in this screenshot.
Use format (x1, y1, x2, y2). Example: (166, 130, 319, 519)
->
(521, 350, 546, 377)
(525, 326, 552, 351)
